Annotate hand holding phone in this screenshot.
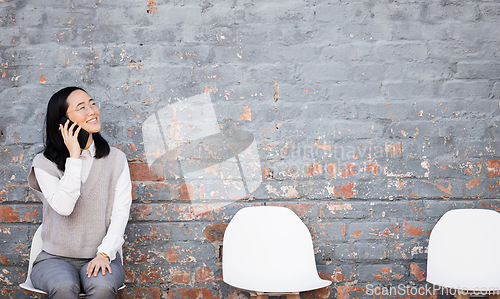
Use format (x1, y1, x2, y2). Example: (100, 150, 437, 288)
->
(59, 116, 90, 149)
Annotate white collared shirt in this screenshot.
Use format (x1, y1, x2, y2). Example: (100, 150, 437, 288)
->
(33, 143, 132, 261)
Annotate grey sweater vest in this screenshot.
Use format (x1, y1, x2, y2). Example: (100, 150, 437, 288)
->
(28, 148, 126, 258)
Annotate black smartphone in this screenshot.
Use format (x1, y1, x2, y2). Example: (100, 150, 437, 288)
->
(59, 116, 90, 149)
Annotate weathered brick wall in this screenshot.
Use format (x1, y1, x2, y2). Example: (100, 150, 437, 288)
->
(1, 0, 499, 298)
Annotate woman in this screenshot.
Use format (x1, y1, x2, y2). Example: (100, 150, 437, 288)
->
(27, 87, 132, 298)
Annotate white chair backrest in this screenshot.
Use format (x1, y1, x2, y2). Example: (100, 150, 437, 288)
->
(427, 209, 500, 291)
(19, 224, 46, 294)
(222, 206, 331, 293)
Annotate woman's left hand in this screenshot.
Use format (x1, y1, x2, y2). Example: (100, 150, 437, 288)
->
(86, 254, 112, 277)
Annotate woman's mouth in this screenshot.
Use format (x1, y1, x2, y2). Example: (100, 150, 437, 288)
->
(87, 117, 98, 124)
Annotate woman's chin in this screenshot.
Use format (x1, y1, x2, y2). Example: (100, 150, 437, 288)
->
(84, 124, 101, 133)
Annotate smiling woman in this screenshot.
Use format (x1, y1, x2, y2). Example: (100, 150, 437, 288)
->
(26, 87, 132, 298)
(65, 90, 102, 137)
(43, 87, 110, 171)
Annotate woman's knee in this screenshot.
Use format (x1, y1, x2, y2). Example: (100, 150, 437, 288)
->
(80, 258, 124, 298)
(83, 281, 117, 298)
(31, 257, 81, 298)
(46, 280, 80, 298)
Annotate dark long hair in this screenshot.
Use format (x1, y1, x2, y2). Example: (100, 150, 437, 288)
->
(43, 86, 110, 171)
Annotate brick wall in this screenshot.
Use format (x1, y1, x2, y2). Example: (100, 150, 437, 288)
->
(0, 0, 499, 298)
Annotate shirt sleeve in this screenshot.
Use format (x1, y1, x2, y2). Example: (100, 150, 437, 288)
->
(97, 160, 132, 261)
(33, 158, 82, 216)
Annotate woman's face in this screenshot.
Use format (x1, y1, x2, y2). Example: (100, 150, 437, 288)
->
(66, 89, 101, 133)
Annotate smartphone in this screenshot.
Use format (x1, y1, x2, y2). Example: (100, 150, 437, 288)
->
(59, 116, 90, 149)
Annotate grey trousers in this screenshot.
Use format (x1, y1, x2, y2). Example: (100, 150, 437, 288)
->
(31, 251, 125, 299)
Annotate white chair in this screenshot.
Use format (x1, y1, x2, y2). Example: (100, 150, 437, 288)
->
(19, 224, 45, 295)
(427, 209, 500, 299)
(222, 206, 332, 298)
(20, 224, 126, 297)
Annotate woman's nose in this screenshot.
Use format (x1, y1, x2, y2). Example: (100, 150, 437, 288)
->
(87, 105, 96, 115)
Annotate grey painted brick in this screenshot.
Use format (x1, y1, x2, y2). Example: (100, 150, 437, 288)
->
(479, 3, 500, 19)
(333, 242, 390, 261)
(493, 81, 500, 99)
(339, 82, 383, 99)
(355, 264, 408, 283)
(440, 80, 494, 99)
(339, 22, 393, 41)
(346, 221, 400, 240)
(0, 224, 36, 265)
(449, 21, 499, 43)
(425, 2, 479, 22)
(0, 185, 34, 203)
(321, 42, 374, 62)
(455, 62, 500, 79)
(385, 62, 454, 81)
(348, 63, 387, 82)
(374, 43, 428, 62)
(371, 2, 425, 22)
(391, 21, 450, 41)
(389, 241, 428, 261)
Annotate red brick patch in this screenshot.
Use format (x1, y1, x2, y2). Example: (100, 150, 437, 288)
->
(486, 160, 500, 177)
(306, 163, 323, 176)
(169, 287, 218, 299)
(196, 267, 215, 283)
(0, 206, 18, 222)
(129, 162, 163, 181)
(385, 142, 403, 158)
(334, 182, 356, 199)
(403, 222, 430, 237)
(203, 223, 228, 242)
(410, 263, 426, 281)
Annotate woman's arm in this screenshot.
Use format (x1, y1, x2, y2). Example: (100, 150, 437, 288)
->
(34, 158, 82, 216)
(33, 118, 86, 216)
(97, 160, 132, 261)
